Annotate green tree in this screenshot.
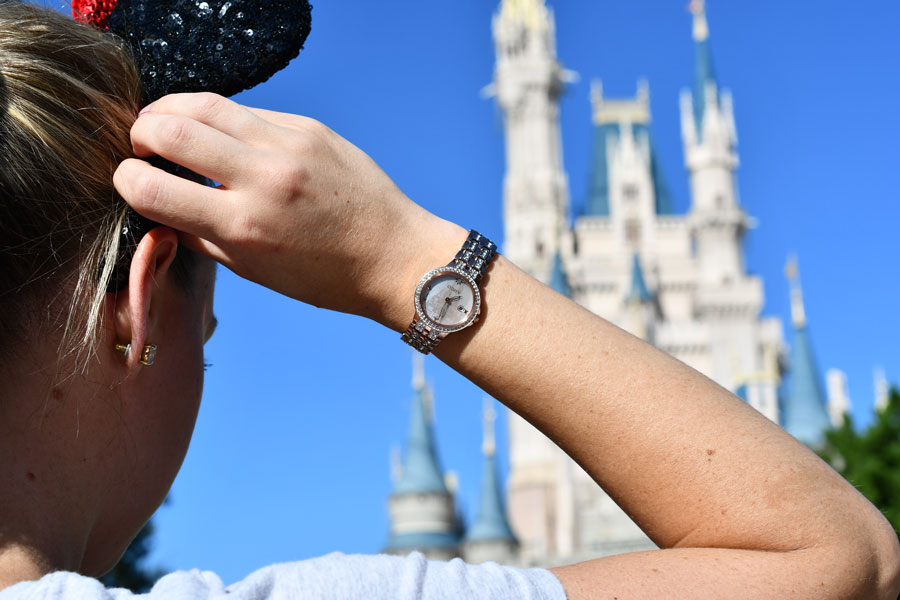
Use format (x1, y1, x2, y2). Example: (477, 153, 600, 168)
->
(100, 516, 166, 593)
(819, 386, 900, 598)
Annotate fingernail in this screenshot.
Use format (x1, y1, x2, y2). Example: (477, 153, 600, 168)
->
(139, 104, 154, 116)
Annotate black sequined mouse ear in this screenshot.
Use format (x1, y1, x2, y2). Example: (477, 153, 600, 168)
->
(77, 0, 312, 103)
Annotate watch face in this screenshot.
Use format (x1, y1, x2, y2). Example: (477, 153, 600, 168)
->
(415, 267, 480, 332)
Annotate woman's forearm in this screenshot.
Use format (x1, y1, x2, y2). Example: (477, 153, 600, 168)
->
(402, 221, 900, 598)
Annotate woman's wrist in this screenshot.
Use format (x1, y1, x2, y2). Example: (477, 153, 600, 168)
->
(373, 210, 468, 333)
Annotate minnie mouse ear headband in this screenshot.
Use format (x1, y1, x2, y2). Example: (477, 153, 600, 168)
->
(70, 0, 313, 290)
(73, 0, 312, 103)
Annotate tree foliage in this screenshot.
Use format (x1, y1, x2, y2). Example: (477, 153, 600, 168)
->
(100, 518, 166, 593)
(819, 386, 900, 531)
(818, 385, 900, 597)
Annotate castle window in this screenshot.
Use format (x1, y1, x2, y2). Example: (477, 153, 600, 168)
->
(625, 220, 641, 245)
(623, 184, 639, 202)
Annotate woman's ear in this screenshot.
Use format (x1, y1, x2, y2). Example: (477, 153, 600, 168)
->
(114, 227, 179, 368)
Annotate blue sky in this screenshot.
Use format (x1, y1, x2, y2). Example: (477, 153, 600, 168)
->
(47, 0, 900, 584)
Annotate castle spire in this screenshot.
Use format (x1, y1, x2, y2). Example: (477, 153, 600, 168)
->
(785, 255, 807, 328)
(626, 253, 653, 305)
(689, 0, 709, 42)
(393, 358, 446, 495)
(384, 357, 461, 559)
(464, 399, 517, 558)
(689, 0, 717, 138)
(780, 256, 831, 447)
(548, 252, 571, 297)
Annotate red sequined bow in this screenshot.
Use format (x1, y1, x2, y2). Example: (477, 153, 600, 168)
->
(72, 0, 118, 30)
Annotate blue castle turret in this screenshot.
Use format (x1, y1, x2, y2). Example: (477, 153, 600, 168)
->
(626, 253, 653, 304)
(623, 253, 659, 344)
(585, 81, 674, 218)
(463, 399, 518, 564)
(384, 355, 462, 560)
(780, 257, 831, 448)
(690, 0, 717, 140)
(548, 252, 571, 297)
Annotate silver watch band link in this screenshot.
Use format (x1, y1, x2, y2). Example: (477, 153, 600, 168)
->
(401, 320, 443, 354)
(451, 230, 498, 285)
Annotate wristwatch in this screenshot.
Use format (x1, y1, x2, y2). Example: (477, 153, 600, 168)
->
(401, 230, 498, 354)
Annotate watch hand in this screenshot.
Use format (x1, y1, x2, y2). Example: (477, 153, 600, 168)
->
(448, 295, 462, 302)
(439, 300, 450, 321)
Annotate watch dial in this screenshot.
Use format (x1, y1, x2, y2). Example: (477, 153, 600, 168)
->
(420, 273, 477, 329)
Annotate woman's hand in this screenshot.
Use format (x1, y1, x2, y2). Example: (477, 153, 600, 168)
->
(113, 92, 465, 330)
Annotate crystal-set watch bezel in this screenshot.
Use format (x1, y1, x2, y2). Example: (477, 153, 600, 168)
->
(413, 266, 482, 334)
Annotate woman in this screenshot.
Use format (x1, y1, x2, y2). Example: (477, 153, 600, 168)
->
(1, 2, 898, 598)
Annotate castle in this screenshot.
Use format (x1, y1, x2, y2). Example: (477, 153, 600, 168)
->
(382, 0, 843, 567)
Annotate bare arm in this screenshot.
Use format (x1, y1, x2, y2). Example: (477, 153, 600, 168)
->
(114, 93, 900, 599)
(431, 237, 900, 599)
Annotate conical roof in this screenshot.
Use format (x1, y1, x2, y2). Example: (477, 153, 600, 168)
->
(780, 257, 831, 447)
(548, 252, 571, 297)
(466, 453, 516, 543)
(626, 253, 653, 304)
(466, 401, 516, 544)
(781, 326, 831, 447)
(690, 0, 718, 139)
(392, 386, 447, 495)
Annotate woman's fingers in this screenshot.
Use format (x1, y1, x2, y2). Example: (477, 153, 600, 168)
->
(130, 112, 254, 187)
(244, 105, 309, 129)
(142, 92, 273, 143)
(177, 232, 232, 266)
(113, 158, 232, 241)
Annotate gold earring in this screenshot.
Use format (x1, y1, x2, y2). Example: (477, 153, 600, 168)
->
(114, 343, 158, 366)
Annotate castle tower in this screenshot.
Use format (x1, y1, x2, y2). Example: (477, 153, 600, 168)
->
(574, 79, 674, 325)
(586, 80, 674, 235)
(680, 0, 747, 286)
(492, 0, 572, 281)
(384, 355, 462, 560)
(733, 343, 781, 424)
(463, 399, 519, 565)
(780, 257, 831, 448)
(493, 0, 578, 565)
(826, 369, 851, 427)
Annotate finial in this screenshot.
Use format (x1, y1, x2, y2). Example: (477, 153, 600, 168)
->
(874, 366, 889, 411)
(688, 0, 709, 42)
(482, 397, 497, 456)
(637, 78, 650, 105)
(412, 352, 425, 391)
(390, 444, 402, 484)
(444, 471, 459, 494)
(500, 0, 548, 31)
(590, 79, 604, 107)
(785, 255, 807, 328)
(424, 385, 435, 422)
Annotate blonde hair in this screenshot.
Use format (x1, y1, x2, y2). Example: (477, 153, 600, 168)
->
(0, 1, 189, 369)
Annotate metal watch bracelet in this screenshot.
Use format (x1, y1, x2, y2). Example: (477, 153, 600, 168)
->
(401, 230, 497, 355)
